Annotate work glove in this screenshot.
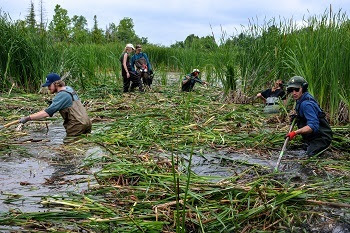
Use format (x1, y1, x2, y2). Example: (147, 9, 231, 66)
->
(19, 116, 31, 124)
(286, 131, 297, 140)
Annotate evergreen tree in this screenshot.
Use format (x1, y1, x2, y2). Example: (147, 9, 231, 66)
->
(105, 22, 118, 42)
(38, 0, 46, 33)
(91, 15, 104, 43)
(26, 1, 36, 30)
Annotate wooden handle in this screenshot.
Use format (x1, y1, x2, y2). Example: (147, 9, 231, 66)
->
(3, 120, 20, 128)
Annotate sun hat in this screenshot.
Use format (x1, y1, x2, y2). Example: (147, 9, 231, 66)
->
(125, 43, 135, 50)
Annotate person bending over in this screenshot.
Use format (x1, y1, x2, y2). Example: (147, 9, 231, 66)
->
(19, 73, 92, 136)
(181, 69, 207, 92)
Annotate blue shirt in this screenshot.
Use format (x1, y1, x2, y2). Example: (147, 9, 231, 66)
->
(130, 52, 152, 72)
(45, 86, 79, 117)
(296, 92, 322, 133)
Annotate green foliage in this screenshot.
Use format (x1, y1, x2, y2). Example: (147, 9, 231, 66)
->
(116, 17, 140, 44)
(25, 1, 36, 30)
(0, 8, 349, 122)
(71, 15, 89, 43)
(48, 4, 71, 42)
(91, 15, 105, 44)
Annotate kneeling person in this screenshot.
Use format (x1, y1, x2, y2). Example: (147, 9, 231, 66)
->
(285, 76, 332, 156)
(131, 44, 153, 88)
(19, 73, 92, 136)
(257, 79, 286, 114)
(181, 69, 207, 92)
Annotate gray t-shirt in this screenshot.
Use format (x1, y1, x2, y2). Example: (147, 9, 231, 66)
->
(45, 86, 79, 117)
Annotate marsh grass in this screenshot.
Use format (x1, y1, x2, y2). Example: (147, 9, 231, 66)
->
(0, 79, 349, 232)
(1, 10, 349, 122)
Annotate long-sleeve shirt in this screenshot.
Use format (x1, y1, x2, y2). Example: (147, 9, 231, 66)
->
(130, 52, 152, 72)
(296, 92, 322, 133)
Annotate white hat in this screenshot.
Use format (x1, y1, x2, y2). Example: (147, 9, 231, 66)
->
(192, 68, 200, 73)
(125, 43, 135, 50)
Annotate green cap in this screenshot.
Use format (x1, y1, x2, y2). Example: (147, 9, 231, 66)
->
(287, 76, 307, 89)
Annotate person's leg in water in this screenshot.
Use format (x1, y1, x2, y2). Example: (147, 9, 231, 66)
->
(306, 137, 331, 157)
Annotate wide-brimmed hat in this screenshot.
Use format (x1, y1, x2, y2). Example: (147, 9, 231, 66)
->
(125, 43, 135, 50)
(42, 73, 61, 87)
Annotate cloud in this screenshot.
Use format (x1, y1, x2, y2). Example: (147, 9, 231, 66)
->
(0, 0, 348, 45)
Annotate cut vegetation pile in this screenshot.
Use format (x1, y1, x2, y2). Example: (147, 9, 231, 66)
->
(0, 81, 349, 232)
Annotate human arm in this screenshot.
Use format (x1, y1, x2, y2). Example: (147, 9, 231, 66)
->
(130, 55, 136, 72)
(286, 102, 319, 139)
(123, 53, 130, 78)
(257, 89, 269, 103)
(143, 53, 152, 71)
(19, 110, 49, 124)
(182, 75, 191, 84)
(286, 126, 313, 140)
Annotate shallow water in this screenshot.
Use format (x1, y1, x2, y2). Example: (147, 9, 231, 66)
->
(0, 122, 102, 213)
(178, 150, 310, 180)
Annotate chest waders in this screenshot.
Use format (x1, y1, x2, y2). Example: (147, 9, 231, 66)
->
(59, 90, 92, 136)
(135, 56, 152, 87)
(263, 97, 280, 114)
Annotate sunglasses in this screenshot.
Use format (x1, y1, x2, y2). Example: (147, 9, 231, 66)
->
(288, 87, 300, 93)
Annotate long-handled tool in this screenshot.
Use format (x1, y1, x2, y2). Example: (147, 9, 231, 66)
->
(0, 120, 20, 129)
(274, 118, 296, 171)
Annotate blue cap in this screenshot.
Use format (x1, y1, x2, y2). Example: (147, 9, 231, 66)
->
(42, 73, 61, 87)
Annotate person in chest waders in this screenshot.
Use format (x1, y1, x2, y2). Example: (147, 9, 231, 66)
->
(256, 79, 287, 114)
(120, 44, 144, 92)
(18, 73, 92, 136)
(181, 69, 207, 92)
(285, 76, 333, 157)
(130, 44, 153, 89)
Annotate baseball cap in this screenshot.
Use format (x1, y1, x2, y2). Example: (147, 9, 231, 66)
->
(42, 73, 61, 87)
(287, 76, 306, 89)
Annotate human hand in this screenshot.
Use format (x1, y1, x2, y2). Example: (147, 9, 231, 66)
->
(286, 131, 297, 140)
(289, 110, 297, 122)
(19, 116, 31, 124)
(127, 72, 130, 78)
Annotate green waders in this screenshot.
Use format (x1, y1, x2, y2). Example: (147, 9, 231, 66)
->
(59, 98, 92, 136)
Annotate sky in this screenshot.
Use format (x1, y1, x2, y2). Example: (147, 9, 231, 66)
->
(0, 0, 349, 46)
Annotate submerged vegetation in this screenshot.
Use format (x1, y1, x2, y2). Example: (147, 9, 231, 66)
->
(0, 4, 350, 233)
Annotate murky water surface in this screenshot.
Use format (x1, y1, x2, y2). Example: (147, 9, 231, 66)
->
(0, 119, 348, 232)
(0, 122, 102, 213)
